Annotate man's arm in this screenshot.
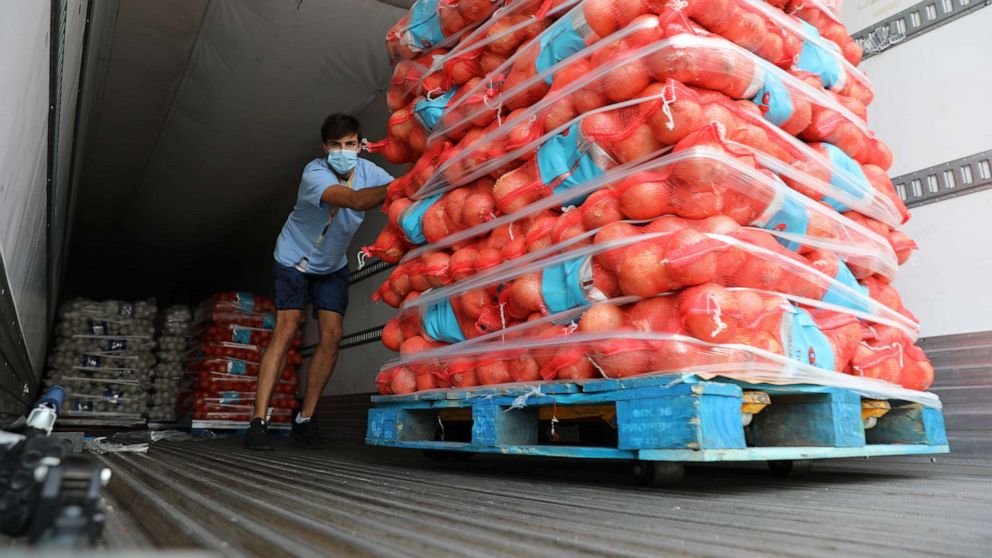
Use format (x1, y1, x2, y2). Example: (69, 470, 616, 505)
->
(319, 184, 388, 211)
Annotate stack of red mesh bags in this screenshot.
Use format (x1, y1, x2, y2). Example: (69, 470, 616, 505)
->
(179, 292, 302, 425)
(364, 0, 936, 406)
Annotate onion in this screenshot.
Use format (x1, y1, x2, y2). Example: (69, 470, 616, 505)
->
(650, 339, 706, 373)
(424, 252, 451, 288)
(459, 288, 491, 320)
(457, 0, 492, 23)
(389, 367, 417, 395)
(610, 123, 663, 164)
(619, 174, 672, 220)
(665, 228, 720, 287)
(581, 189, 623, 230)
(415, 369, 439, 392)
(382, 319, 405, 351)
(439, 3, 469, 35)
(372, 226, 409, 263)
(388, 107, 420, 143)
(449, 246, 479, 281)
(477, 358, 511, 385)
(592, 340, 651, 378)
(593, 221, 640, 273)
(626, 296, 679, 332)
(583, 0, 619, 38)
(479, 50, 507, 75)
(399, 336, 431, 357)
(552, 348, 598, 380)
(475, 247, 502, 273)
(543, 97, 577, 134)
(462, 192, 496, 227)
(678, 283, 740, 344)
(448, 357, 479, 388)
(578, 302, 625, 333)
(618, 241, 671, 297)
(508, 272, 544, 319)
(443, 188, 471, 227)
(493, 165, 541, 214)
(509, 353, 541, 382)
(383, 140, 412, 164)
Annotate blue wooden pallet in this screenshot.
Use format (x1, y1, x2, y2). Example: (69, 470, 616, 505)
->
(366, 374, 948, 462)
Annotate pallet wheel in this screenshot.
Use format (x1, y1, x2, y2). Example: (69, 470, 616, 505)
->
(421, 449, 475, 461)
(632, 460, 685, 486)
(767, 459, 813, 477)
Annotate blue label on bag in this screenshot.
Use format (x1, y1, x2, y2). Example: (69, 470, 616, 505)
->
(752, 72, 795, 126)
(761, 195, 809, 252)
(117, 302, 135, 318)
(414, 87, 457, 132)
(796, 21, 842, 89)
(407, 0, 445, 49)
(782, 305, 836, 371)
(822, 261, 872, 313)
(218, 391, 240, 404)
(423, 298, 466, 343)
(537, 124, 606, 206)
(232, 327, 251, 344)
(236, 291, 255, 313)
(820, 143, 872, 212)
(227, 359, 247, 375)
(106, 339, 128, 351)
(541, 257, 590, 314)
(399, 193, 442, 245)
(262, 313, 276, 329)
(536, 15, 587, 85)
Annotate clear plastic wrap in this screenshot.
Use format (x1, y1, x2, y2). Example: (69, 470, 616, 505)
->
(386, 0, 518, 64)
(427, 21, 883, 168)
(377, 288, 935, 401)
(368, 0, 933, 408)
(768, 0, 863, 66)
(390, 218, 918, 342)
(57, 298, 158, 322)
(387, 0, 577, 110)
(383, 144, 898, 292)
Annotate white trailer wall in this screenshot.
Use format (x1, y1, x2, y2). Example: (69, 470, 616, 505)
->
(841, 6, 992, 337)
(0, 3, 52, 379)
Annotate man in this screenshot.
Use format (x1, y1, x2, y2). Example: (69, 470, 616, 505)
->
(245, 114, 393, 450)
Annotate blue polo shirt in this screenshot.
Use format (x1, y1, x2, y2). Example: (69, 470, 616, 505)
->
(274, 157, 393, 274)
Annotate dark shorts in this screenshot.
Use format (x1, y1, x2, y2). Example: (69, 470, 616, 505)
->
(273, 262, 349, 317)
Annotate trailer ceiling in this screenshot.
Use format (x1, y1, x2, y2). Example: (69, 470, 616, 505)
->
(65, 0, 412, 303)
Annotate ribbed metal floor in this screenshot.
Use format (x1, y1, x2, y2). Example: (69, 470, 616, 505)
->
(88, 439, 991, 557)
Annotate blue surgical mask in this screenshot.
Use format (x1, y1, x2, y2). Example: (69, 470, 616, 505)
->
(327, 149, 359, 175)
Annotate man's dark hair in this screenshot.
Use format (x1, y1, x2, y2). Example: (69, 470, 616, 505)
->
(321, 113, 363, 143)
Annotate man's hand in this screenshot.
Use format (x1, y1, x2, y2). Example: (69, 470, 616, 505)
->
(320, 184, 388, 211)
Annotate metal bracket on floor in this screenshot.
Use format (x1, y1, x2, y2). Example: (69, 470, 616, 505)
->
(852, 0, 990, 60)
(893, 150, 992, 208)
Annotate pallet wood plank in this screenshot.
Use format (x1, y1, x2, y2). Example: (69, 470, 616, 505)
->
(867, 403, 949, 446)
(749, 390, 866, 447)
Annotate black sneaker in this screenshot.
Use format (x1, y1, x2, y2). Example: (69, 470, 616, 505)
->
(291, 416, 326, 449)
(244, 418, 273, 450)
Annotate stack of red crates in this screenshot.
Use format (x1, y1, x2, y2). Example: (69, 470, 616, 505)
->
(180, 292, 303, 425)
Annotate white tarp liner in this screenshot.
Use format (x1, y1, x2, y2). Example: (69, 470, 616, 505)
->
(0, 2, 52, 371)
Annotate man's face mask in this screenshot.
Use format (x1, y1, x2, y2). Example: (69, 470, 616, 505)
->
(327, 149, 358, 174)
(325, 135, 361, 175)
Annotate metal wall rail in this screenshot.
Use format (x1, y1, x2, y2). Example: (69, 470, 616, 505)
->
(851, 0, 990, 59)
(893, 149, 992, 208)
